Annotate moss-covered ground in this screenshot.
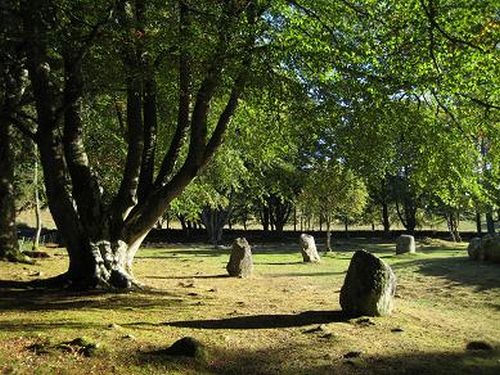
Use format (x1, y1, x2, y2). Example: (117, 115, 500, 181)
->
(0, 238, 499, 374)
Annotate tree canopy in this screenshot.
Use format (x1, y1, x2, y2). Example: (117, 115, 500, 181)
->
(0, 0, 498, 287)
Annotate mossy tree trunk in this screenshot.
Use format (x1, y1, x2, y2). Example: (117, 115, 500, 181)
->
(0, 121, 23, 262)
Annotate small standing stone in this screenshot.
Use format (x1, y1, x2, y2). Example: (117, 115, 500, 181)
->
(226, 237, 253, 277)
(396, 235, 416, 254)
(467, 237, 482, 261)
(300, 234, 321, 263)
(340, 249, 397, 317)
(482, 234, 500, 263)
(163, 337, 208, 360)
(467, 235, 500, 263)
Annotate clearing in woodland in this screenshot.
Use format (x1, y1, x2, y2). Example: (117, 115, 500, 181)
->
(0, 238, 499, 374)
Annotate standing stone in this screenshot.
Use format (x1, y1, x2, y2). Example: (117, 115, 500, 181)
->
(396, 235, 416, 254)
(340, 250, 397, 317)
(299, 234, 321, 263)
(226, 237, 253, 277)
(482, 234, 500, 263)
(467, 237, 483, 261)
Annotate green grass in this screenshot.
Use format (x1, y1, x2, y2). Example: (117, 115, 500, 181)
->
(0, 239, 499, 374)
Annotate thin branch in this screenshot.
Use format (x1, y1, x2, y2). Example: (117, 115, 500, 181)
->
(154, 1, 192, 186)
(419, 0, 485, 52)
(289, 1, 340, 45)
(202, 71, 247, 166)
(458, 93, 500, 111)
(74, 2, 119, 63)
(1, 114, 36, 140)
(430, 90, 475, 143)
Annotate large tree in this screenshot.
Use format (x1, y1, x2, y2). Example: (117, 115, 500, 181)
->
(9, 0, 265, 288)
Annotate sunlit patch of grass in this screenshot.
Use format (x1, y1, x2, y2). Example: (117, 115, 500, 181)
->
(0, 239, 499, 374)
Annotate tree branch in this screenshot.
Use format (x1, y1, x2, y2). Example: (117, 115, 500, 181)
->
(202, 71, 247, 167)
(419, 0, 485, 52)
(1, 114, 36, 140)
(154, 1, 192, 186)
(62, 52, 106, 240)
(110, 0, 146, 226)
(458, 93, 500, 111)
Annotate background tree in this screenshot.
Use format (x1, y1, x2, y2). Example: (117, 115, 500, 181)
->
(300, 161, 368, 251)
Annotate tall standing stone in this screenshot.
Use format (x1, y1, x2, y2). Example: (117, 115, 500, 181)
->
(340, 250, 397, 317)
(226, 237, 253, 277)
(396, 235, 416, 254)
(300, 234, 321, 263)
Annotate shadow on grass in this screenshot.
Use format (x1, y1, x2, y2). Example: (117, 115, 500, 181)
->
(392, 256, 500, 291)
(0, 280, 185, 312)
(146, 274, 229, 280)
(0, 320, 108, 332)
(137, 248, 226, 259)
(135, 339, 500, 375)
(255, 261, 304, 265)
(266, 271, 344, 278)
(164, 310, 350, 329)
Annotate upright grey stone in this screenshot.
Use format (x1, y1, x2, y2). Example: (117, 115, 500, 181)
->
(396, 235, 416, 254)
(300, 234, 320, 263)
(467, 237, 483, 261)
(340, 250, 397, 317)
(226, 237, 253, 277)
(482, 234, 500, 263)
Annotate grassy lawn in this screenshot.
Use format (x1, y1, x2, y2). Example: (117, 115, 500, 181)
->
(0, 238, 499, 374)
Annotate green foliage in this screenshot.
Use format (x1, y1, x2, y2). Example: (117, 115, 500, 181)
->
(300, 161, 368, 227)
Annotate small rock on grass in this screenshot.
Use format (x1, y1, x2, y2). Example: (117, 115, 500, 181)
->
(344, 351, 363, 359)
(162, 337, 208, 362)
(355, 318, 375, 326)
(303, 324, 329, 334)
(391, 327, 404, 333)
(466, 341, 493, 351)
(320, 332, 336, 340)
(58, 337, 101, 357)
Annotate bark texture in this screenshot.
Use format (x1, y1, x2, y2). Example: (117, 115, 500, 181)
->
(0, 122, 22, 261)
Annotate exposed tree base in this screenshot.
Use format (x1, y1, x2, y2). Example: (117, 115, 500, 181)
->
(27, 272, 145, 291)
(0, 253, 34, 264)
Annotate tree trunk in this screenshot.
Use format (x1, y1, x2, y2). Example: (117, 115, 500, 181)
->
(486, 208, 495, 234)
(446, 211, 461, 242)
(293, 206, 297, 231)
(32, 159, 42, 250)
(0, 121, 24, 261)
(344, 218, 350, 238)
(260, 204, 270, 232)
(0, 16, 28, 262)
(325, 221, 332, 252)
(475, 210, 482, 235)
(202, 208, 215, 246)
(382, 202, 390, 234)
(396, 199, 417, 234)
(201, 206, 231, 247)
